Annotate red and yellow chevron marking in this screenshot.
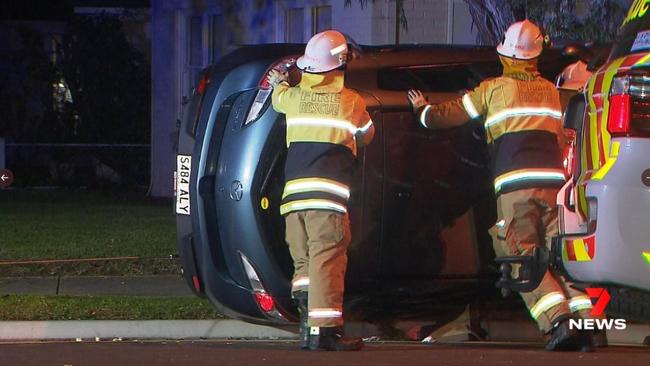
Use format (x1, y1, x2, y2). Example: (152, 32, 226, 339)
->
(642, 251, 650, 266)
(634, 53, 650, 67)
(575, 53, 646, 219)
(563, 235, 596, 262)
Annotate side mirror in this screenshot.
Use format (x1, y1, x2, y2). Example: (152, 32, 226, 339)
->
(563, 93, 586, 131)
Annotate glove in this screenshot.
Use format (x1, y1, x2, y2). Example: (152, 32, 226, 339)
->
(407, 89, 427, 113)
(267, 69, 288, 88)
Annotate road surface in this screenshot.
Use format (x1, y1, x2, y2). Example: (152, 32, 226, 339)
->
(1, 340, 648, 366)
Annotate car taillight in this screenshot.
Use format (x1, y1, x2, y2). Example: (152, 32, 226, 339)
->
(189, 73, 211, 135)
(563, 129, 575, 177)
(244, 89, 272, 126)
(197, 73, 210, 95)
(239, 252, 288, 320)
(607, 93, 631, 135)
(192, 275, 201, 292)
(254, 292, 275, 313)
(607, 75, 650, 137)
(243, 56, 297, 126)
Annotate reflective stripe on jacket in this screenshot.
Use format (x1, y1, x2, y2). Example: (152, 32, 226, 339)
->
(272, 71, 374, 215)
(416, 57, 565, 195)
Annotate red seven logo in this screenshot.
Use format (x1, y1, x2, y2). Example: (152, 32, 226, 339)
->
(586, 288, 611, 317)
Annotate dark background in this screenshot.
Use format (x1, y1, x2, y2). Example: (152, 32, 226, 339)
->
(0, 0, 151, 189)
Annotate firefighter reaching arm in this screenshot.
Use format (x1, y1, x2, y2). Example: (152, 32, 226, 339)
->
(407, 85, 486, 129)
(268, 69, 289, 111)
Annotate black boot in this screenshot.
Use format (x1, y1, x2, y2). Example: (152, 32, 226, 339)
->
(308, 326, 364, 351)
(293, 291, 309, 349)
(592, 329, 608, 348)
(545, 315, 593, 352)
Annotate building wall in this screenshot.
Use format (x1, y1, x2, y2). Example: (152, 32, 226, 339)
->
(150, 0, 182, 197)
(380, 0, 451, 44)
(450, 0, 477, 45)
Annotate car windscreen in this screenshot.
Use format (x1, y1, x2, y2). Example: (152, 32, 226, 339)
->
(609, 5, 650, 61)
(377, 62, 502, 92)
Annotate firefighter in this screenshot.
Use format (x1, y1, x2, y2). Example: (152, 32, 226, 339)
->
(407, 20, 594, 351)
(266, 30, 374, 351)
(555, 59, 593, 110)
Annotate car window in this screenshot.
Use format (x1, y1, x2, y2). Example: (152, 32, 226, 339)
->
(609, 4, 650, 60)
(377, 63, 502, 92)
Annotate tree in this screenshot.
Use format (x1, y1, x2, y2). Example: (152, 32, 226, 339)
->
(463, 0, 629, 45)
(60, 13, 150, 143)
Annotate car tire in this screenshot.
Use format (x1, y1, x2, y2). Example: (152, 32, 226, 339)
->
(605, 286, 650, 322)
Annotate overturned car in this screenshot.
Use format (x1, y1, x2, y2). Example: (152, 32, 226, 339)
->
(174, 43, 578, 326)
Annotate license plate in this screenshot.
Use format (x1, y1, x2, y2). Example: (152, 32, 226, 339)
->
(176, 155, 191, 215)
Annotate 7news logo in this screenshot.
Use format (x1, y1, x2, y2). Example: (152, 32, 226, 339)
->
(569, 288, 627, 330)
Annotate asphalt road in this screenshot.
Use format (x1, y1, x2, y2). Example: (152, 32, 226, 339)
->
(1, 340, 648, 366)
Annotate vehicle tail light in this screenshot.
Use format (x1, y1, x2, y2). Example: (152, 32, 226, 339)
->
(188, 72, 211, 135)
(192, 275, 201, 292)
(608, 75, 650, 137)
(244, 56, 297, 126)
(562, 129, 576, 177)
(607, 93, 631, 135)
(254, 292, 275, 312)
(197, 73, 210, 96)
(239, 252, 287, 320)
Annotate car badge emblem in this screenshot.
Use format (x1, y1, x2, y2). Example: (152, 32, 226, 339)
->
(230, 181, 243, 201)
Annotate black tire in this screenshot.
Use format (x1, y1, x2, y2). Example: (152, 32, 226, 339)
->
(605, 286, 650, 323)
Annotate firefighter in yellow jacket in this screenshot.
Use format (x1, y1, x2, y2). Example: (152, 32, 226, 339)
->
(407, 20, 594, 351)
(267, 30, 374, 351)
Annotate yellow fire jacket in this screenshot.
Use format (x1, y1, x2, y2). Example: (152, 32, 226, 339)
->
(416, 57, 566, 195)
(272, 70, 375, 215)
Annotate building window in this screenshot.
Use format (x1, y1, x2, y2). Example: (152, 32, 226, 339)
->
(285, 8, 304, 43)
(311, 6, 332, 35)
(189, 16, 203, 67)
(184, 15, 205, 100)
(211, 14, 227, 62)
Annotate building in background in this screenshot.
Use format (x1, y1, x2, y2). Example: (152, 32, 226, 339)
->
(151, 0, 478, 197)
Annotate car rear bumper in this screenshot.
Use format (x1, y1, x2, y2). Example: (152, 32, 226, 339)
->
(176, 62, 297, 325)
(560, 138, 650, 291)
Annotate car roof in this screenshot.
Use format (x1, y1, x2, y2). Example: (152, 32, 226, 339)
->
(209, 43, 575, 109)
(351, 44, 498, 69)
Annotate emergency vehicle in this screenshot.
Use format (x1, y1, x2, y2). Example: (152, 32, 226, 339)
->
(499, 0, 650, 322)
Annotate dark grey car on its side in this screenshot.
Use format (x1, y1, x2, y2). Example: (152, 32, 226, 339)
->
(174, 44, 575, 326)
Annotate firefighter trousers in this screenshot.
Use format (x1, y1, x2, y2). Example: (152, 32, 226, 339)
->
(285, 210, 351, 328)
(490, 188, 594, 333)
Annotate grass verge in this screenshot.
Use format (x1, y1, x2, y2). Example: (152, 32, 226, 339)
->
(0, 295, 223, 321)
(0, 258, 181, 277)
(0, 189, 177, 275)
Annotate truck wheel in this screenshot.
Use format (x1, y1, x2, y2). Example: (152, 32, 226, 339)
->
(605, 286, 650, 323)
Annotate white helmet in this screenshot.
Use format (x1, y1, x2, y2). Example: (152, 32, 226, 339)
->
(556, 60, 592, 91)
(497, 20, 545, 60)
(296, 30, 348, 73)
